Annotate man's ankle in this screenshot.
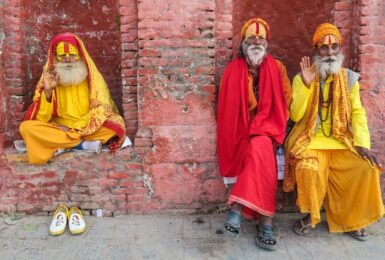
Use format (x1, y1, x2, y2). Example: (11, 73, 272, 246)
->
(78, 140, 102, 154)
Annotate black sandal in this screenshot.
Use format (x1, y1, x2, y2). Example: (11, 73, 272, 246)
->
(255, 224, 277, 251)
(347, 229, 369, 241)
(223, 210, 242, 238)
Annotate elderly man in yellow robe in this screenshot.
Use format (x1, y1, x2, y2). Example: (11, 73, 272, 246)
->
(284, 23, 384, 241)
(20, 33, 126, 165)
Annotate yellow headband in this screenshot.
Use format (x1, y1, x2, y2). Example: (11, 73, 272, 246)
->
(56, 41, 80, 61)
(317, 34, 338, 48)
(312, 23, 342, 47)
(241, 18, 270, 40)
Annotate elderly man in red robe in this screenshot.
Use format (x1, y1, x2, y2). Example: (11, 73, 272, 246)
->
(217, 18, 292, 250)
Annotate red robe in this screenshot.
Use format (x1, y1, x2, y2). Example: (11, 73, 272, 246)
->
(217, 55, 290, 218)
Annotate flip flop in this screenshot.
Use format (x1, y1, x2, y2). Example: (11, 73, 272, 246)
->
(347, 229, 369, 241)
(68, 207, 86, 235)
(223, 210, 242, 238)
(255, 224, 277, 251)
(293, 219, 313, 236)
(49, 204, 69, 236)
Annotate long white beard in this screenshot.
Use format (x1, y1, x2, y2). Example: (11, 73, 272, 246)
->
(242, 42, 267, 67)
(313, 52, 344, 79)
(54, 60, 88, 86)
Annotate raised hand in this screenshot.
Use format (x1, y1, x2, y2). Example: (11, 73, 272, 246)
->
(42, 66, 60, 101)
(43, 66, 60, 91)
(300, 56, 315, 88)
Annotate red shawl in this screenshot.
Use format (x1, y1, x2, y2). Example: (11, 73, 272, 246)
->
(217, 55, 287, 177)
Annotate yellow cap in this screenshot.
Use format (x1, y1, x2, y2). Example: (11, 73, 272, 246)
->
(312, 23, 342, 47)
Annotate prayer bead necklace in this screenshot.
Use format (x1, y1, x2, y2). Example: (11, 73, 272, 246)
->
(318, 81, 333, 137)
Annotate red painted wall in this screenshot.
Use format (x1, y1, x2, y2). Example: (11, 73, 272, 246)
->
(4, 0, 122, 144)
(0, 0, 384, 214)
(232, 0, 335, 80)
(356, 0, 385, 194)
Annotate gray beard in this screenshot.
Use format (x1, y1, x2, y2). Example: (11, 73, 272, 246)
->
(242, 41, 267, 67)
(54, 60, 88, 86)
(313, 52, 344, 79)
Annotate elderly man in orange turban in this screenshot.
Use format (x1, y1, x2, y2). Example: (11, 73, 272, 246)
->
(20, 33, 126, 164)
(285, 23, 384, 241)
(217, 18, 292, 250)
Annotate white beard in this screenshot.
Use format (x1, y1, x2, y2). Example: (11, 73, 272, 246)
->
(54, 60, 88, 86)
(242, 41, 267, 67)
(313, 52, 344, 79)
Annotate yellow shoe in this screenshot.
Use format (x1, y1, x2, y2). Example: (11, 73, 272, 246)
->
(49, 204, 69, 236)
(68, 207, 86, 235)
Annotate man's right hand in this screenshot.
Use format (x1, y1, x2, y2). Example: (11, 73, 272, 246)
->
(43, 67, 60, 100)
(300, 56, 316, 88)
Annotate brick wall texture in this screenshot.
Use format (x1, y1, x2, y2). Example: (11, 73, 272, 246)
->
(0, 0, 384, 214)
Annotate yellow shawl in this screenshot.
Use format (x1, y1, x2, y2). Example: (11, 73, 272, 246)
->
(283, 70, 355, 192)
(24, 33, 125, 147)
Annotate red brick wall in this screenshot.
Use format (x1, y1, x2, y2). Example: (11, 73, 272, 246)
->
(2, 0, 122, 143)
(119, 0, 139, 140)
(232, 0, 335, 80)
(355, 0, 385, 195)
(0, 0, 384, 214)
(2, 0, 24, 146)
(0, 2, 5, 159)
(136, 0, 226, 209)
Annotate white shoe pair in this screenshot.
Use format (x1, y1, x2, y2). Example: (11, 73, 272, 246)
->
(49, 205, 86, 235)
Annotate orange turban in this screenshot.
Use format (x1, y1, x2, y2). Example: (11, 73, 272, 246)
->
(240, 18, 270, 41)
(312, 23, 342, 47)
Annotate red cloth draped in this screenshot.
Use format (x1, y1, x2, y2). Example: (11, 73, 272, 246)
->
(217, 55, 287, 178)
(228, 136, 277, 218)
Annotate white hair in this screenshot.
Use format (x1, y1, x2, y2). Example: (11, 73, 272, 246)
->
(54, 59, 88, 86)
(242, 41, 267, 67)
(313, 52, 344, 79)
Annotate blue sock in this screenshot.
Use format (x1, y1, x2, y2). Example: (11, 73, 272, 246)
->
(73, 141, 84, 150)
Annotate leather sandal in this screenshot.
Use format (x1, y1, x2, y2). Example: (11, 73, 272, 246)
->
(293, 219, 313, 236)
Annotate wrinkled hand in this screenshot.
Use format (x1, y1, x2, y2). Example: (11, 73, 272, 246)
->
(43, 66, 60, 91)
(355, 146, 382, 168)
(300, 56, 316, 88)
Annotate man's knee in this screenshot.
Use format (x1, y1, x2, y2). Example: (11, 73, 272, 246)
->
(19, 120, 34, 137)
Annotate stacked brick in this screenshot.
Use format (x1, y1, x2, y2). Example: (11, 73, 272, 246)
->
(214, 0, 233, 86)
(356, 0, 385, 197)
(2, 0, 25, 146)
(120, 0, 139, 140)
(136, 0, 226, 210)
(0, 0, 384, 214)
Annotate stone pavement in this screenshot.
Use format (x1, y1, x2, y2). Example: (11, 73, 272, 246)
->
(0, 212, 384, 260)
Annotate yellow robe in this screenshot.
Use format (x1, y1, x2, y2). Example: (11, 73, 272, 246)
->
(21, 33, 125, 165)
(290, 74, 370, 149)
(36, 80, 90, 130)
(288, 73, 384, 232)
(20, 81, 116, 165)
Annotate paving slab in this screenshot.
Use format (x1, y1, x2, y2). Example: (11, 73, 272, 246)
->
(0, 213, 384, 260)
